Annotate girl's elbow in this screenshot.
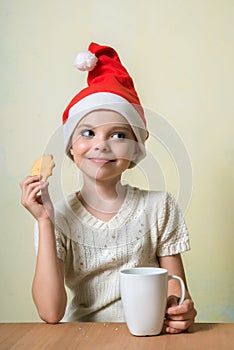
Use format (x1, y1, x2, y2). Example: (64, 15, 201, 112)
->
(39, 309, 64, 324)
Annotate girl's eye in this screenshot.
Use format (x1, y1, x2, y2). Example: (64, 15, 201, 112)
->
(81, 129, 95, 137)
(112, 132, 126, 140)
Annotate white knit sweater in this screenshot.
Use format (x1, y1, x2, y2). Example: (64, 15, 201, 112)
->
(34, 185, 190, 322)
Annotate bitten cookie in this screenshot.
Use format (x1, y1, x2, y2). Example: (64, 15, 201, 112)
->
(30, 154, 55, 181)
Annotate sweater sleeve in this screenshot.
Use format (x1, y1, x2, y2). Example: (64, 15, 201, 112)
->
(156, 192, 190, 256)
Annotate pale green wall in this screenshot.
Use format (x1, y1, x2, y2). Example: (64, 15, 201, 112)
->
(1, 0, 233, 322)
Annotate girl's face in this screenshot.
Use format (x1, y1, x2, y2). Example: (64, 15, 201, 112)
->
(70, 110, 137, 183)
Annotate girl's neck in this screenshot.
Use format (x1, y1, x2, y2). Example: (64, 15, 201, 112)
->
(77, 177, 127, 221)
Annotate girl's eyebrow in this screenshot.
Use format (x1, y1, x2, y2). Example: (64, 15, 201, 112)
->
(76, 124, 94, 129)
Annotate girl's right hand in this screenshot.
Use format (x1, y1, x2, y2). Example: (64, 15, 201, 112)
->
(20, 175, 54, 222)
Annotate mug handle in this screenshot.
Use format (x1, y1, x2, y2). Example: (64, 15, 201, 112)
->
(168, 275, 185, 305)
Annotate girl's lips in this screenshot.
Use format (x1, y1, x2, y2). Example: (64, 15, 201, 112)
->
(88, 158, 115, 164)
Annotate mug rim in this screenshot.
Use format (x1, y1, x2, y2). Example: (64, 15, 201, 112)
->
(120, 267, 168, 276)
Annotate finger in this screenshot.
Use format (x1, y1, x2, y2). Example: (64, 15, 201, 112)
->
(39, 185, 53, 208)
(20, 175, 41, 188)
(166, 308, 197, 322)
(167, 299, 194, 316)
(165, 326, 184, 334)
(22, 176, 47, 196)
(40, 182, 50, 197)
(166, 308, 196, 321)
(165, 318, 194, 333)
(20, 176, 33, 188)
(21, 181, 43, 203)
(20, 176, 42, 199)
(21, 182, 48, 208)
(30, 181, 49, 199)
(166, 301, 197, 324)
(30, 183, 49, 205)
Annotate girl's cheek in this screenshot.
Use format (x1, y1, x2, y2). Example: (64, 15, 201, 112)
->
(72, 142, 88, 154)
(117, 143, 136, 157)
(79, 143, 88, 152)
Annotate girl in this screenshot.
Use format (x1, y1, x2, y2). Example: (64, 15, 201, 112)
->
(20, 42, 197, 333)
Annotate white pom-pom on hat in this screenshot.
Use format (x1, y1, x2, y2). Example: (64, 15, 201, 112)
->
(74, 51, 98, 71)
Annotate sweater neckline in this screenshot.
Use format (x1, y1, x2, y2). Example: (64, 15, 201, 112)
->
(69, 184, 136, 229)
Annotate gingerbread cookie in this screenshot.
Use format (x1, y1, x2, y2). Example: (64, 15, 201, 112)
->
(30, 154, 55, 181)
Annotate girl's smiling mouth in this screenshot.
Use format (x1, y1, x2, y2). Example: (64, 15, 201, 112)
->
(88, 158, 116, 164)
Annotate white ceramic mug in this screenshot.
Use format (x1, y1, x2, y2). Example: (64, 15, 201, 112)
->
(120, 267, 185, 336)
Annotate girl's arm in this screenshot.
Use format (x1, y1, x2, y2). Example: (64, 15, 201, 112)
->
(159, 254, 197, 334)
(20, 176, 67, 323)
(32, 219, 67, 323)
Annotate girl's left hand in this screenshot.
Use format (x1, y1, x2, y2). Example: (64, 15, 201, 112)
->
(164, 296, 197, 334)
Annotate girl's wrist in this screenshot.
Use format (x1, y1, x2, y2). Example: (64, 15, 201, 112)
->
(37, 216, 54, 228)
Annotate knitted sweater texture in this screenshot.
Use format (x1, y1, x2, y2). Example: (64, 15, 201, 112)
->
(34, 185, 190, 322)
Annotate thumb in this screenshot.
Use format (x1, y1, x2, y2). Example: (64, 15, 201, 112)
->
(40, 182, 54, 217)
(40, 182, 50, 202)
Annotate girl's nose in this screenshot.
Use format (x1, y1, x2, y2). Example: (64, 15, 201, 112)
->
(94, 140, 110, 152)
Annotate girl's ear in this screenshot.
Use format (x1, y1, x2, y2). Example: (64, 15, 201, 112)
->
(70, 147, 74, 156)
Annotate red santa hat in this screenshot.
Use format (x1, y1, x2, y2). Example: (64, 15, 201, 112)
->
(63, 42, 148, 165)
